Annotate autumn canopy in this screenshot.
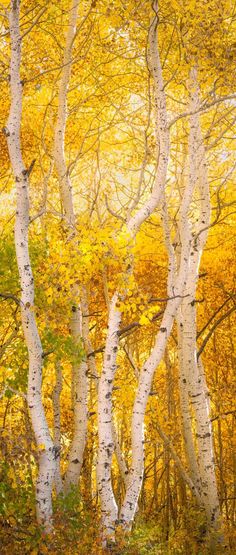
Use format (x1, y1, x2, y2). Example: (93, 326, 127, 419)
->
(0, 0, 235, 553)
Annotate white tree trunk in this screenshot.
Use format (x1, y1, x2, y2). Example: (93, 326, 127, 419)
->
(5, 0, 55, 531)
(176, 70, 205, 501)
(101, 272, 129, 487)
(53, 0, 88, 492)
(97, 293, 121, 537)
(54, 0, 80, 225)
(119, 60, 206, 531)
(179, 259, 220, 531)
(177, 313, 203, 497)
(119, 275, 192, 527)
(96, 1, 170, 539)
(64, 291, 88, 490)
(84, 297, 129, 486)
(177, 69, 220, 532)
(53, 362, 63, 495)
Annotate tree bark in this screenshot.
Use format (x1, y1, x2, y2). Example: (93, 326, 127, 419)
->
(52, 362, 63, 495)
(177, 69, 221, 540)
(96, 0, 170, 538)
(119, 61, 204, 532)
(5, 0, 55, 531)
(97, 292, 121, 537)
(54, 0, 80, 225)
(53, 0, 89, 492)
(64, 290, 88, 490)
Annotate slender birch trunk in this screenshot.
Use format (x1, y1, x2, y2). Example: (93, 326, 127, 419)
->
(52, 362, 63, 495)
(177, 73, 205, 500)
(96, 0, 170, 538)
(97, 293, 121, 537)
(119, 204, 195, 526)
(54, 0, 80, 225)
(5, 0, 55, 531)
(101, 272, 129, 486)
(177, 313, 203, 496)
(64, 290, 88, 489)
(84, 290, 129, 488)
(179, 262, 221, 539)
(119, 57, 210, 533)
(177, 70, 221, 537)
(53, 0, 89, 491)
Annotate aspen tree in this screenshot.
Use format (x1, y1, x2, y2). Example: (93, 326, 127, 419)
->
(5, 0, 56, 531)
(64, 292, 88, 489)
(0, 0, 235, 550)
(97, 0, 170, 539)
(53, 0, 89, 490)
(176, 70, 205, 500)
(177, 69, 221, 542)
(54, 0, 80, 225)
(53, 363, 63, 495)
(118, 38, 224, 533)
(119, 102, 199, 528)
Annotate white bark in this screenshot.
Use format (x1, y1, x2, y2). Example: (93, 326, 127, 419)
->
(5, 0, 55, 531)
(54, 0, 80, 225)
(97, 293, 121, 536)
(53, 0, 88, 492)
(119, 274, 191, 526)
(177, 71, 204, 499)
(127, 3, 169, 236)
(177, 69, 220, 530)
(177, 310, 203, 496)
(64, 290, 88, 490)
(53, 362, 63, 495)
(179, 261, 220, 527)
(119, 61, 210, 531)
(101, 271, 129, 485)
(96, 1, 170, 538)
(84, 300, 129, 487)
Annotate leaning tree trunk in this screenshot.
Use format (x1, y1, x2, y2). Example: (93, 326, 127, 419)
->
(119, 38, 216, 531)
(5, 0, 55, 531)
(177, 313, 203, 496)
(119, 166, 198, 527)
(96, 0, 171, 540)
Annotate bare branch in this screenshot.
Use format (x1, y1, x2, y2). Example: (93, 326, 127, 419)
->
(198, 305, 236, 358)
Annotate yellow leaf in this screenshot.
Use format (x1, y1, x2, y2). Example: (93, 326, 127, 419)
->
(139, 314, 150, 326)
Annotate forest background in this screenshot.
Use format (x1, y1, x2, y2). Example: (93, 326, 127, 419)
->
(0, 0, 235, 553)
